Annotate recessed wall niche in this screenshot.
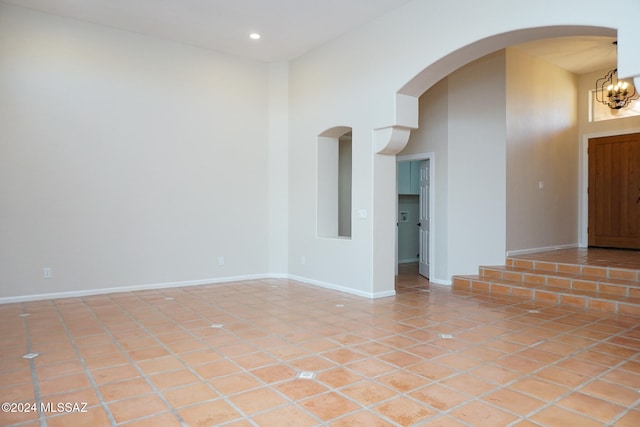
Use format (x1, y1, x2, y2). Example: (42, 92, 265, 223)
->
(317, 127, 352, 238)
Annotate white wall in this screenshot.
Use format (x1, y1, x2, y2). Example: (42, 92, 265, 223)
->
(447, 53, 507, 275)
(4, 0, 640, 301)
(0, 5, 271, 299)
(403, 47, 580, 279)
(267, 62, 290, 275)
(287, 67, 375, 295)
(401, 53, 506, 282)
(288, 0, 640, 294)
(400, 80, 449, 282)
(506, 47, 579, 253)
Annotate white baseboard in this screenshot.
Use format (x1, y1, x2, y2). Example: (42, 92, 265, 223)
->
(429, 278, 452, 286)
(0, 273, 396, 304)
(0, 274, 274, 304)
(398, 258, 419, 264)
(287, 275, 396, 299)
(506, 243, 579, 257)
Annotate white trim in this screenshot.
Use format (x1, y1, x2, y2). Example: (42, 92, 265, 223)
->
(506, 243, 579, 256)
(398, 258, 419, 264)
(288, 275, 396, 299)
(397, 153, 430, 162)
(0, 273, 395, 304)
(0, 274, 277, 304)
(430, 278, 452, 286)
(396, 152, 435, 281)
(579, 128, 640, 247)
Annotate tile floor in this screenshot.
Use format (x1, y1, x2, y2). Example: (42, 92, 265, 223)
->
(508, 248, 640, 271)
(454, 248, 640, 316)
(509, 248, 640, 280)
(1, 262, 639, 426)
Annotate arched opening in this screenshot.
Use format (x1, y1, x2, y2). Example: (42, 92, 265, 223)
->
(398, 26, 616, 98)
(376, 25, 623, 290)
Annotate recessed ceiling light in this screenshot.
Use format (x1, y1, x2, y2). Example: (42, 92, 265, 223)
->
(250, 33, 261, 40)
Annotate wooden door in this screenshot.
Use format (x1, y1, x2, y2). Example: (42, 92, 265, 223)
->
(588, 132, 640, 249)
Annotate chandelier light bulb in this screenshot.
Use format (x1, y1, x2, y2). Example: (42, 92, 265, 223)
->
(596, 68, 639, 110)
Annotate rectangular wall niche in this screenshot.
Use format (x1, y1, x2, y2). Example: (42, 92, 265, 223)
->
(317, 128, 352, 238)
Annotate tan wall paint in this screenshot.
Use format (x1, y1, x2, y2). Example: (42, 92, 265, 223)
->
(506, 47, 579, 252)
(401, 52, 506, 281)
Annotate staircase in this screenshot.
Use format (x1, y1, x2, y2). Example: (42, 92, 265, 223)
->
(452, 253, 640, 316)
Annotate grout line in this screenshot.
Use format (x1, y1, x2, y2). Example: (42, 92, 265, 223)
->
(4, 263, 638, 427)
(19, 302, 46, 427)
(396, 287, 639, 425)
(110, 288, 333, 426)
(49, 300, 118, 426)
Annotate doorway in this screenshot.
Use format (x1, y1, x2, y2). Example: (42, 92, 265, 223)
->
(588, 132, 640, 249)
(396, 154, 433, 279)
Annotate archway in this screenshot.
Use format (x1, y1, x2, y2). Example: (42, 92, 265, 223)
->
(373, 25, 620, 295)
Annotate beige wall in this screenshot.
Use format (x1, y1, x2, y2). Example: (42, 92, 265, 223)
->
(505, 48, 579, 252)
(404, 47, 583, 273)
(399, 79, 449, 281)
(401, 51, 506, 282)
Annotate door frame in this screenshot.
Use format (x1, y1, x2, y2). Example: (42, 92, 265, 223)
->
(579, 127, 640, 247)
(396, 152, 435, 279)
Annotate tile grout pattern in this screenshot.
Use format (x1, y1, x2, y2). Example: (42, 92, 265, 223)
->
(453, 248, 640, 315)
(0, 260, 638, 426)
(510, 248, 640, 271)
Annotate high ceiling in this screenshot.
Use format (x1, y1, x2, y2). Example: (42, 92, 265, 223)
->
(1, 0, 617, 73)
(514, 36, 617, 75)
(1, 0, 414, 62)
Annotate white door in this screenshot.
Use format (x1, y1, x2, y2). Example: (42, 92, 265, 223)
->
(418, 160, 430, 278)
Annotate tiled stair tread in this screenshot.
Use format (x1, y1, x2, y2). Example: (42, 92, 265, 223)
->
(454, 255, 640, 315)
(458, 276, 545, 291)
(469, 276, 624, 298)
(480, 265, 640, 287)
(456, 275, 640, 303)
(489, 278, 543, 290)
(506, 258, 640, 277)
(541, 285, 628, 301)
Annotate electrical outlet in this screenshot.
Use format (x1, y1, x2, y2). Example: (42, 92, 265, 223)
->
(43, 267, 52, 279)
(301, 256, 306, 265)
(218, 256, 224, 266)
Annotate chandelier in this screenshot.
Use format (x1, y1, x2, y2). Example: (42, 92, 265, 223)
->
(595, 68, 639, 110)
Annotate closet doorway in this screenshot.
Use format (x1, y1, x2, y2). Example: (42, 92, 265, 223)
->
(397, 155, 432, 279)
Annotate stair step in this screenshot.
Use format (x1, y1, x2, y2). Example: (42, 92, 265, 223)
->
(478, 265, 640, 296)
(505, 257, 640, 280)
(453, 252, 640, 316)
(453, 274, 640, 315)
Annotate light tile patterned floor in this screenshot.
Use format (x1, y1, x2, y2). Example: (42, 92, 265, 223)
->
(510, 248, 640, 270)
(1, 262, 639, 426)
